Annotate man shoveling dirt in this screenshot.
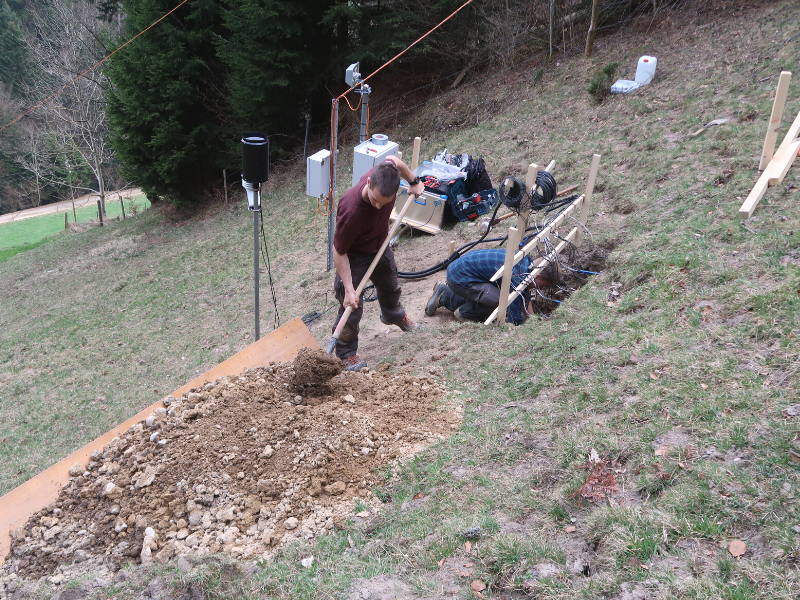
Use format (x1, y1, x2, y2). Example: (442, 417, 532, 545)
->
(331, 156, 425, 372)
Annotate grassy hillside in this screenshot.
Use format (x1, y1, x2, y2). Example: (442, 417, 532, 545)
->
(0, 196, 149, 261)
(1, 0, 799, 598)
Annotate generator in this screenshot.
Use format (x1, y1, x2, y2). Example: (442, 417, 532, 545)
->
(352, 134, 399, 185)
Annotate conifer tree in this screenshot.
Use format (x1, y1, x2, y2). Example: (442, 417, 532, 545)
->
(106, 0, 230, 203)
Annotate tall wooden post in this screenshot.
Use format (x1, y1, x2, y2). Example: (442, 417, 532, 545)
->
(496, 227, 520, 326)
(585, 0, 601, 57)
(576, 154, 601, 246)
(223, 169, 229, 204)
(760, 72, 791, 171)
(411, 137, 421, 171)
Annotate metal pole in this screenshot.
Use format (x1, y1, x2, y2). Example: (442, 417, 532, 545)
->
(359, 85, 370, 143)
(302, 117, 310, 165)
(327, 100, 338, 271)
(254, 206, 260, 341)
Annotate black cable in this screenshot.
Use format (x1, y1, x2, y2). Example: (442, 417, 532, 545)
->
(258, 211, 280, 330)
(396, 199, 504, 279)
(529, 171, 557, 211)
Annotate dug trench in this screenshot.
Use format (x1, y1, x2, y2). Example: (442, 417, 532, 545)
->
(1, 349, 461, 585)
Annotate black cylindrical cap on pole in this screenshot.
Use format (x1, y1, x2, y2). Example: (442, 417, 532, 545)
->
(241, 133, 269, 184)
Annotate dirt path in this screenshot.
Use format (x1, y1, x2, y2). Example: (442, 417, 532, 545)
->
(0, 188, 143, 225)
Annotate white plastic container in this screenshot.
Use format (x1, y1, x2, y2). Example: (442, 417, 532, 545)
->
(635, 56, 657, 85)
(611, 55, 657, 94)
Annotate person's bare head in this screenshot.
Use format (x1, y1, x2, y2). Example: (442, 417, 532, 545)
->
(365, 162, 401, 208)
(531, 262, 561, 289)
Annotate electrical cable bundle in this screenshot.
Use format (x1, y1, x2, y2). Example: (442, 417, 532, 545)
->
(498, 176, 527, 213)
(529, 171, 557, 211)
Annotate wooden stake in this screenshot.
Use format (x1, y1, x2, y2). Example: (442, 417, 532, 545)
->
(448, 240, 456, 256)
(64, 213, 68, 229)
(759, 71, 792, 171)
(411, 137, 421, 171)
(97, 200, 103, 226)
(519, 163, 539, 233)
(223, 169, 228, 204)
(585, 0, 600, 57)
(739, 171, 771, 219)
(576, 154, 601, 245)
(495, 227, 520, 326)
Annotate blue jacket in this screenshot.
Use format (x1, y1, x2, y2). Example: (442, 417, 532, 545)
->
(447, 249, 532, 324)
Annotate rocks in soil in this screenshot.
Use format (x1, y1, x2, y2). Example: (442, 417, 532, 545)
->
(1, 360, 460, 588)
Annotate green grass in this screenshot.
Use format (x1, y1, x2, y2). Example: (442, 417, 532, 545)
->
(3, 1, 800, 598)
(0, 195, 149, 255)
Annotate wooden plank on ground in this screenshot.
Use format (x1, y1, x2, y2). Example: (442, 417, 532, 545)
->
(0, 317, 318, 566)
(738, 170, 772, 218)
(766, 139, 800, 185)
(759, 71, 792, 171)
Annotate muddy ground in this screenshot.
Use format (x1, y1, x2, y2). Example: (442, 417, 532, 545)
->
(1, 349, 461, 589)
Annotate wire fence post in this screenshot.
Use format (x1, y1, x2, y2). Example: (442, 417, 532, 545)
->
(120, 192, 126, 219)
(302, 117, 310, 165)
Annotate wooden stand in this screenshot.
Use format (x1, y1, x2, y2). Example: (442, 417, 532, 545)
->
(740, 71, 800, 218)
(486, 154, 601, 325)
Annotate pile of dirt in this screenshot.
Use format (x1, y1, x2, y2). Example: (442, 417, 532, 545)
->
(1, 350, 459, 587)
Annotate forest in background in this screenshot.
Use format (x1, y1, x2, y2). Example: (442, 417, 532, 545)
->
(0, 0, 663, 214)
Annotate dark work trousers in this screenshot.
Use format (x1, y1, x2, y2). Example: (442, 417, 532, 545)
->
(439, 278, 500, 322)
(332, 247, 405, 359)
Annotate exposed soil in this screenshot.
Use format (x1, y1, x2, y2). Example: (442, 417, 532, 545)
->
(1, 354, 460, 586)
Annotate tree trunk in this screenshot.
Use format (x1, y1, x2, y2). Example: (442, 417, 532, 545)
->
(585, 0, 601, 57)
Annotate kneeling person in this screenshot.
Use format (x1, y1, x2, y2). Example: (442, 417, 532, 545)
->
(426, 249, 553, 324)
(332, 156, 425, 371)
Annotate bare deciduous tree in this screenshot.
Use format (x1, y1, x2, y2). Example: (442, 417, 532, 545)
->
(24, 0, 119, 215)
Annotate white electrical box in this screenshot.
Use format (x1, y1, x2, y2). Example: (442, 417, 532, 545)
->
(352, 134, 399, 186)
(306, 149, 331, 198)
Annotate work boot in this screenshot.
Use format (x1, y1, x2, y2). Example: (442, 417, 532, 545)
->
(344, 355, 367, 372)
(453, 307, 466, 323)
(380, 314, 420, 332)
(425, 281, 446, 316)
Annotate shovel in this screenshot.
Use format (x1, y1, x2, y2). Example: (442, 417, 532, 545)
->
(325, 192, 419, 355)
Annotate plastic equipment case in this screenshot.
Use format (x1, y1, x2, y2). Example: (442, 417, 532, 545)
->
(393, 185, 450, 234)
(352, 134, 399, 185)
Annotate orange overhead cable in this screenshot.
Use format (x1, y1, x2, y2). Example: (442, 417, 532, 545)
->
(0, 0, 190, 134)
(336, 0, 475, 101)
(324, 0, 474, 216)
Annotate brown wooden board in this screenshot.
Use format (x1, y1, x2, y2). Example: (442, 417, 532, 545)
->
(0, 317, 318, 565)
